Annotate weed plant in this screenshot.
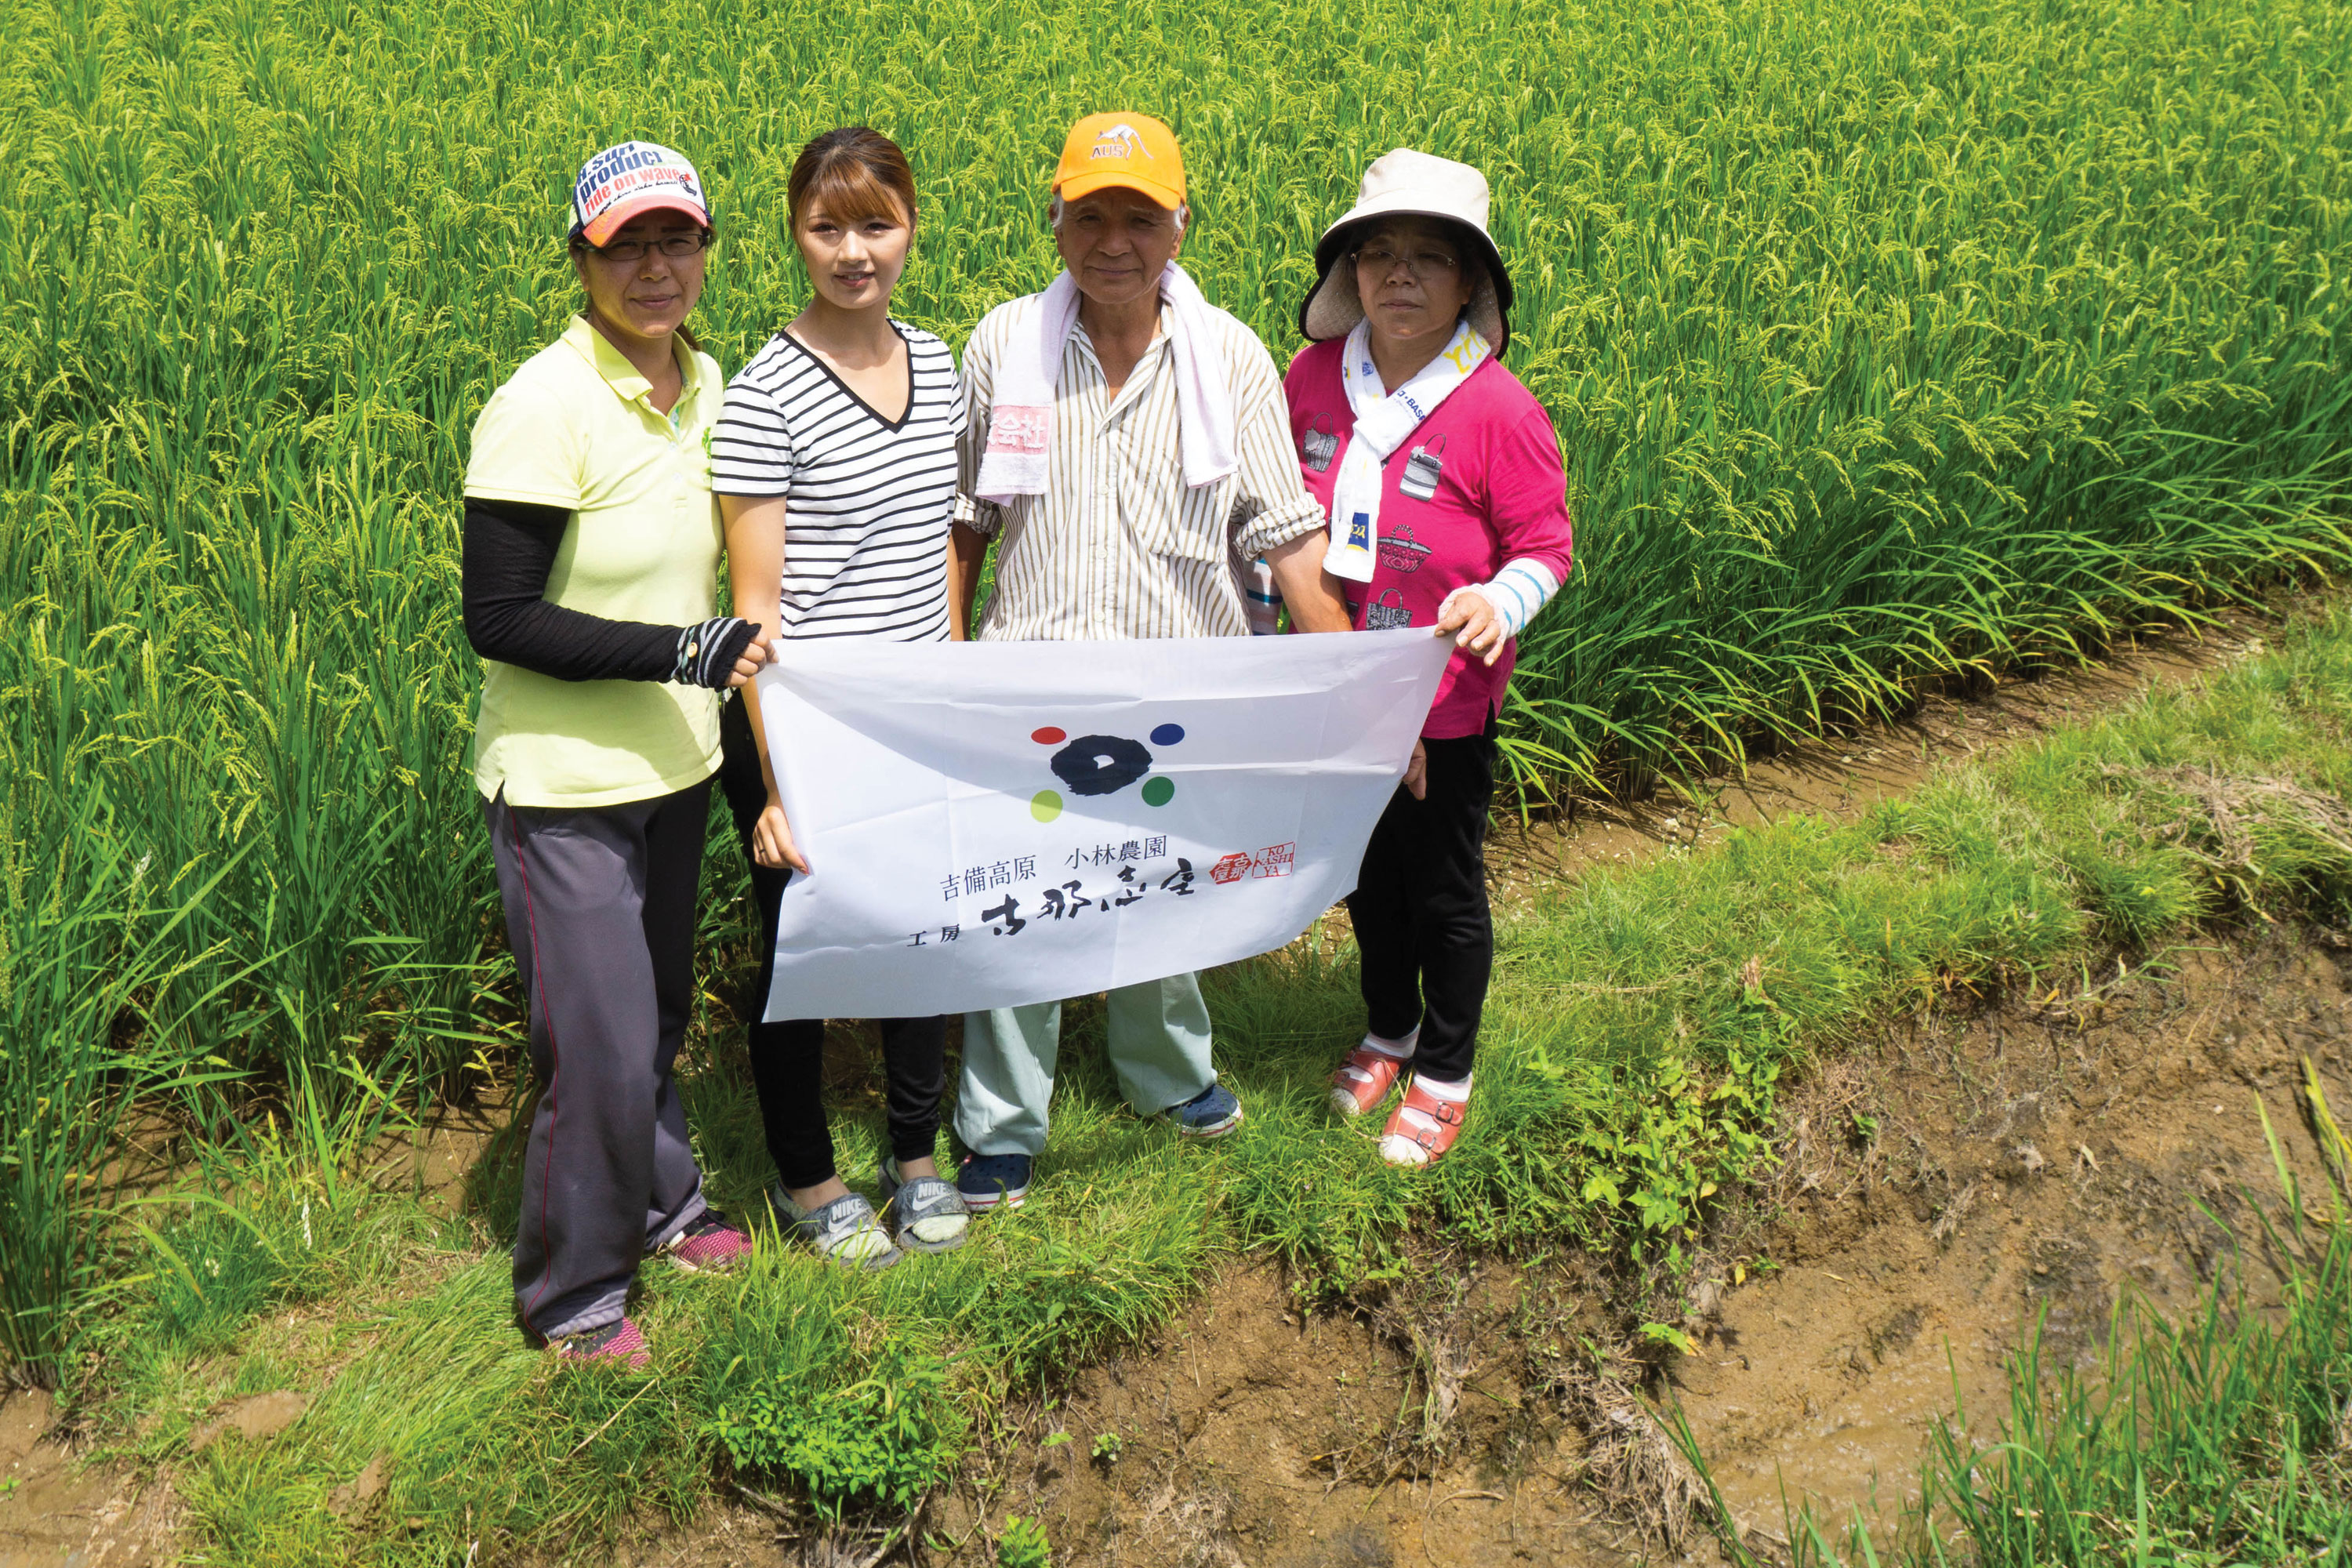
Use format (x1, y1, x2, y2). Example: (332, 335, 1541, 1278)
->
(708, 1337, 962, 1522)
(995, 1513, 1052, 1568)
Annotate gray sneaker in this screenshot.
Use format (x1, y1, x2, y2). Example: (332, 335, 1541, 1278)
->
(877, 1157, 971, 1254)
(771, 1187, 900, 1272)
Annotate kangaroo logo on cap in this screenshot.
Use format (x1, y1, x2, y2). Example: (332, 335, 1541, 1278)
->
(1091, 124, 1152, 159)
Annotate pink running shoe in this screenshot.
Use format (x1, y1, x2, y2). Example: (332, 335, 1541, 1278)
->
(552, 1317, 651, 1370)
(659, 1212, 753, 1273)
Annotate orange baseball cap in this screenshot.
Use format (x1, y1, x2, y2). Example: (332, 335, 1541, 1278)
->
(1052, 112, 1185, 209)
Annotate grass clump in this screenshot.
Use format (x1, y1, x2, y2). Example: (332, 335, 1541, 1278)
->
(699, 1250, 964, 1521)
(708, 1339, 962, 1523)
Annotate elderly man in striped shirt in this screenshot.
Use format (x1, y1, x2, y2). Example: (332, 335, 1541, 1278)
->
(946, 111, 1352, 1210)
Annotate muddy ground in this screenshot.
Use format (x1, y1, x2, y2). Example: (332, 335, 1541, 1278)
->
(878, 931, 2349, 1568)
(2, 612, 2321, 1568)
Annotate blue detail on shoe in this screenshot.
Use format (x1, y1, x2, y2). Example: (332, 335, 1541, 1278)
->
(956, 1152, 1033, 1210)
(1164, 1080, 1243, 1138)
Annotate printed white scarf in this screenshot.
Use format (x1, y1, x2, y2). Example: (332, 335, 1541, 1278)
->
(973, 263, 1239, 505)
(1322, 318, 1491, 583)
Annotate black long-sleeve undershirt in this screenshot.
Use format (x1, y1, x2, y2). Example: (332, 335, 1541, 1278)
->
(461, 496, 683, 682)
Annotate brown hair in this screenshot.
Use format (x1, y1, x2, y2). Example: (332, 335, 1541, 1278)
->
(786, 127, 917, 233)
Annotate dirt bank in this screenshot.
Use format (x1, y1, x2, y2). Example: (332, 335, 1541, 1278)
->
(923, 930, 2349, 1567)
(1682, 932, 2349, 1544)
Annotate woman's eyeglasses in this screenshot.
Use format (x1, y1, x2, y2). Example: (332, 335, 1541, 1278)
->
(578, 231, 712, 263)
(1353, 243, 1461, 281)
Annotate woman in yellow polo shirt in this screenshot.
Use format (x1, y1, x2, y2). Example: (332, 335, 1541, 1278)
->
(460, 141, 763, 1368)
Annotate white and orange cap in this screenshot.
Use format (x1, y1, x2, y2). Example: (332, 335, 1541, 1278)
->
(568, 140, 712, 246)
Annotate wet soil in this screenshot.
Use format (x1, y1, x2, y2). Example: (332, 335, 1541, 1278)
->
(0, 1388, 174, 1568)
(908, 932, 2352, 1566)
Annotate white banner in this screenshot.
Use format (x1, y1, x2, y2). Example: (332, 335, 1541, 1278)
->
(753, 628, 1452, 1018)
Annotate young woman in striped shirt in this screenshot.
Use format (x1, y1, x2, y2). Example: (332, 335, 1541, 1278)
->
(711, 128, 970, 1268)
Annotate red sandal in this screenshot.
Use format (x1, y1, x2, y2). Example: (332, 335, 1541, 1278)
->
(1379, 1080, 1468, 1166)
(1329, 1040, 1410, 1118)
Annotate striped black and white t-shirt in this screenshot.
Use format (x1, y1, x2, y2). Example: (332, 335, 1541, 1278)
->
(710, 321, 963, 641)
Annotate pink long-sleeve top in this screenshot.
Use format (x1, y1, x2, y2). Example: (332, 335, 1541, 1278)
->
(1283, 339, 1574, 739)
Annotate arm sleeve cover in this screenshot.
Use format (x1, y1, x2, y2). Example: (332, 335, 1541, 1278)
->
(460, 496, 685, 683)
(1478, 558, 1563, 640)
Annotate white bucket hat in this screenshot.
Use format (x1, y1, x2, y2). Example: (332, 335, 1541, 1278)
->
(1298, 148, 1513, 355)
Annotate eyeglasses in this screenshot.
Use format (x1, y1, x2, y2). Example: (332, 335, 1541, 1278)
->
(1353, 243, 1461, 281)
(577, 231, 712, 263)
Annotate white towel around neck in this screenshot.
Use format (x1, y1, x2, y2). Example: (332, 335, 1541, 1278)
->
(1322, 318, 1492, 583)
(973, 263, 1239, 506)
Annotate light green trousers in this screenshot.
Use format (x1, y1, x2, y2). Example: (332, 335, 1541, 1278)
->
(954, 972, 1216, 1157)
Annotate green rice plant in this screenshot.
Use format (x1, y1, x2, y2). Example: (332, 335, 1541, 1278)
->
(0, 795, 257, 1384)
(2, 0, 2350, 1181)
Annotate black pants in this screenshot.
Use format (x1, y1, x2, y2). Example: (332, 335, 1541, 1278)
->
(719, 695, 947, 1190)
(1345, 731, 1496, 1083)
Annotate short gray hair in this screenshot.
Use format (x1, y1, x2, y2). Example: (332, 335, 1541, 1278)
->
(1050, 194, 1189, 236)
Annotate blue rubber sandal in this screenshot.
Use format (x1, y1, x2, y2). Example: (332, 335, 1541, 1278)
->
(955, 1152, 1033, 1212)
(1163, 1080, 1244, 1139)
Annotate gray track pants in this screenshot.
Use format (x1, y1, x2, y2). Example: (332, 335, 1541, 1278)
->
(484, 779, 713, 1341)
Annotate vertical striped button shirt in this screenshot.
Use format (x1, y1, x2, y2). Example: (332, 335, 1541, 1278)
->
(955, 293, 1326, 641)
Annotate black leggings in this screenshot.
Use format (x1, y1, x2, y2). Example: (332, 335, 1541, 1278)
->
(719, 695, 948, 1190)
(1345, 730, 1497, 1083)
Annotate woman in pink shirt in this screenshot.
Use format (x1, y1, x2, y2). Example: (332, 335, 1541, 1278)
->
(1284, 150, 1573, 1166)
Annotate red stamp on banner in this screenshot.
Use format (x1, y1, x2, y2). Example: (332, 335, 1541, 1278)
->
(1250, 842, 1296, 878)
(1210, 844, 1296, 884)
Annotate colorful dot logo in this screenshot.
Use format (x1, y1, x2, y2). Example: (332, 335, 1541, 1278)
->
(1026, 723, 1184, 822)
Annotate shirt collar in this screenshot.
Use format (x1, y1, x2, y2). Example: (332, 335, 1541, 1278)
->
(562, 313, 702, 412)
(1070, 307, 1172, 383)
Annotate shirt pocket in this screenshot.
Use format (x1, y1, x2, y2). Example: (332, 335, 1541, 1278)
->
(1119, 426, 1228, 564)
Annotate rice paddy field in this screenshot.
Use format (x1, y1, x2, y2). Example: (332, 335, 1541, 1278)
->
(5, 0, 2352, 1554)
